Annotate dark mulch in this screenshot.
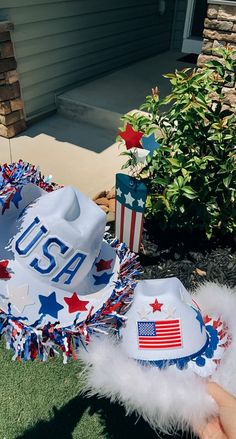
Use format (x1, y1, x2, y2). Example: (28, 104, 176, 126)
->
(139, 225, 236, 290)
(109, 220, 236, 289)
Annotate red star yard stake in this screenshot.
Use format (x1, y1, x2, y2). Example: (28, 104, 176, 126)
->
(64, 293, 89, 314)
(0, 260, 11, 279)
(118, 124, 143, 149)
(149, 298, 163, 313)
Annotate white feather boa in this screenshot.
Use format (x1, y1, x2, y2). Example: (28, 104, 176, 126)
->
(80, 283, 236, 434)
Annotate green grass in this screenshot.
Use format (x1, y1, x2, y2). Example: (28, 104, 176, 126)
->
(0, 340, 190, 439)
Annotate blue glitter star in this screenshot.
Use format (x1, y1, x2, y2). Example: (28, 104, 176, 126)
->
(191, 306, 205, 333)
(39, 291, 64, 319)
(12, 188, 23, 208)
(93, 272, 113, 285)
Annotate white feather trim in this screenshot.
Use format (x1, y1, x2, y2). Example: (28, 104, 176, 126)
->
(80, 282, 236, 433)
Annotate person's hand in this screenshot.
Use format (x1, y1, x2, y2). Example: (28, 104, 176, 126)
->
(197, 382, 236, 439)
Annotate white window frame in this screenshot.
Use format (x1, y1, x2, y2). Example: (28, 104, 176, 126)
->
(182, 0, 204, 54)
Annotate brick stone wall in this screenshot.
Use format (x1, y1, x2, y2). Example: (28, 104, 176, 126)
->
(0, 21, 26, 138)
(197, 3, 236, 109)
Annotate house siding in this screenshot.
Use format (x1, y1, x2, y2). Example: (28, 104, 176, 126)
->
(171, 0, 188, 51)
(0, 0, 175, 120)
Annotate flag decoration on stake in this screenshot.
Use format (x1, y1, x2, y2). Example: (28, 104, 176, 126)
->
(142, 133, 160, 157)
(115, 173, 147, 253)
(137, 319, 182, 350)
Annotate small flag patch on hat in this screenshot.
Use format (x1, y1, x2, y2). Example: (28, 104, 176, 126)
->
(137, 320, 182, 349)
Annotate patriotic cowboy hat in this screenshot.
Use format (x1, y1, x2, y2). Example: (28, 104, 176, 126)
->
(0, 162, 140, 362)
(81, 277, 236, 434)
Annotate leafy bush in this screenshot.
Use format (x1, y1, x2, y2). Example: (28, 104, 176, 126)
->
(118, 46, 236, 239)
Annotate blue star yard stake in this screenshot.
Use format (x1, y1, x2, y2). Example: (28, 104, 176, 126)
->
(39, 291, 64, 319)
(142, 133, 160, 157)
(115, 173, 147, 253)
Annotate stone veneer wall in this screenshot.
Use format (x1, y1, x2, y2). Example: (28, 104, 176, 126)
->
(0, 21, 26, 138)
(197, 2, 236, 109)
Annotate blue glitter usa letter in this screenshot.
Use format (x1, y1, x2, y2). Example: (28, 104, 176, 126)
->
(15, 216, 87, 285)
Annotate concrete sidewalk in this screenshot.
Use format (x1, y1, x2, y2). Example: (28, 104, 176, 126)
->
(0, 51, 194, 197)
(0, 114, 126, 197)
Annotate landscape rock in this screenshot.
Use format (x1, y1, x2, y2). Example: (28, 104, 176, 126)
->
(95, 197, 109, 207)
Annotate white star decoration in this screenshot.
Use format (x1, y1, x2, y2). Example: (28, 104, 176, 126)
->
(116, 187, 122, 197)
(137, 198, 145, 208)
(4, 284, 35, 313)
(124, 192, 135, 206)
(164, 305, 176, 319)
(138, 307, 151, 320)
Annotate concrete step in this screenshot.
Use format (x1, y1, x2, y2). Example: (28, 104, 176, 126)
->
(57, 94, 122, 132)
(56, 51, 187, 132)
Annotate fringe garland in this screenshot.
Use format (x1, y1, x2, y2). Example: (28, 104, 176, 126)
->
(0, 160, 61, 213)
(0, 237, 141, 363)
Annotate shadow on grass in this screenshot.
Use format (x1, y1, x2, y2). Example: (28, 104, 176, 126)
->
(17, 393, 195, 439)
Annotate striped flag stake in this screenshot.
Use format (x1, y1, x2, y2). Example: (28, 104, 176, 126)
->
(115, 173, 147, 253)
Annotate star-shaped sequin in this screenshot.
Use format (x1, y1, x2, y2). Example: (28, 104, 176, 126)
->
(95, 259, 113, 272)
(39, 292, 64, 319)
(0, 260, 11, 280)
(6, 284, 35, 313)
(149, 298, 163, 313)
(64, 293, 89, 314)
(191, 306, 205, 333)
(93, 272, 113, 285)
(118, 124, 143, 149)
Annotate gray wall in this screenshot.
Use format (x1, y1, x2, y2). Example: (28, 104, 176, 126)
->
(171, 0, 188, 51)
(0, 0, 175, 120)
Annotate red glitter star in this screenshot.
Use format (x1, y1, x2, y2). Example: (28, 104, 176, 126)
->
(0, 260, 11, 279)
(64, 293, 89, 314)
(95, 258, 113, 272)
(149, 298, 163, 313)
(118, 124, 143, 149)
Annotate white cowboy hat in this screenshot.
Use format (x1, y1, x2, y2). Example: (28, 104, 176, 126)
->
(0, 161, 140, 362)
(81, 278, 236, 434)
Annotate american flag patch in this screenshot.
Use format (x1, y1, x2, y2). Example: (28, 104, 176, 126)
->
(137, 320, 182, 349)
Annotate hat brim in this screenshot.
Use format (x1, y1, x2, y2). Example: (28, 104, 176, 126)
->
(80, 282, 236, 434)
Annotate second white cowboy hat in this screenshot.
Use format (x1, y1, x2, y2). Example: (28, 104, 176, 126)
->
(81, 278, 236, 433)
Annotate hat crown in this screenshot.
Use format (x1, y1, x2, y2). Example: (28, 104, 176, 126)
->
(12, 186, 106, 292)
(121, 278, 208, 362)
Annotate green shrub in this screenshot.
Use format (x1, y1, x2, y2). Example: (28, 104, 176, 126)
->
(119, 46, 236, 239)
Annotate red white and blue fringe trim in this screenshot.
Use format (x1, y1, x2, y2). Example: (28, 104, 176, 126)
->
(0, 160, 61, 213)
(0, 238, 140, 363)
(0, 161, 141, 362)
